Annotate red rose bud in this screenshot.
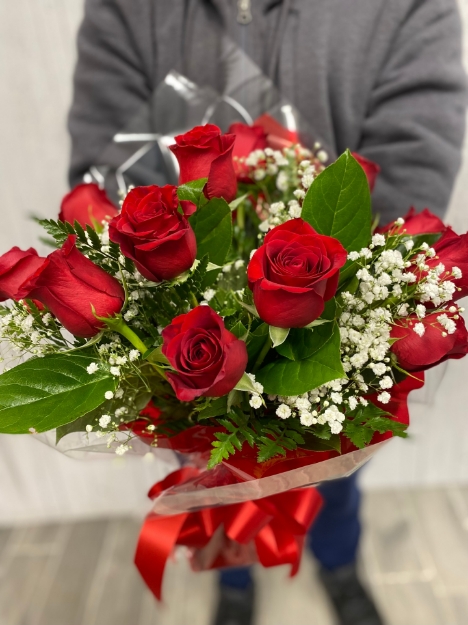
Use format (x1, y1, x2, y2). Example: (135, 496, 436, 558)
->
(60, 183, 118, 229)
(169, 124, 237, 203)
(18, 235, 124, 338)
(162, 306, 248, 401)
(109, 185, 197, 282)
(247, 219, 347, 328)
(424, 228, 468, 300)
(390, 312, 468, 372)
(378, 207, 446, 235)
(0, 247, 45, 302)
(351, 153, 380, 192)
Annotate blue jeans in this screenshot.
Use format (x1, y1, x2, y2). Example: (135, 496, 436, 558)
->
(219, 472, 361, 589)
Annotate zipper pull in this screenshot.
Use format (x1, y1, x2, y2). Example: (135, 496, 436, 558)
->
(237, 0, 252, 24)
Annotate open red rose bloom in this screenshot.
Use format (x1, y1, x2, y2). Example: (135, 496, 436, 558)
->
(248, 219, 347, 328)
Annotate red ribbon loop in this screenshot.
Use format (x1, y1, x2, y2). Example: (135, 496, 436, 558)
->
(135, 469, 323, 601)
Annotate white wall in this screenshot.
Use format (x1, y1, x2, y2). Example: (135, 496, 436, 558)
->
(0, 0, 467, 524)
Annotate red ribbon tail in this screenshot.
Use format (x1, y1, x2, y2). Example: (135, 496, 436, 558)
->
(135, 513, 187, 601)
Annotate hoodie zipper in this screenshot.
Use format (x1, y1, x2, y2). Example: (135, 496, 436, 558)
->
(237, 0, 252, 24)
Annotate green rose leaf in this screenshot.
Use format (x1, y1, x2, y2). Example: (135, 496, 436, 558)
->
(189, 197, 233, 265)
(301, 150, 371, 252)
(177, 178, 208, 207)
(255, 322, 345, 395)
(275, 322, 335, 361)
(0, 354, 117, 434)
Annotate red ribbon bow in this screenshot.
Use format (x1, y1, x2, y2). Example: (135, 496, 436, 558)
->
(135, 468, 322, 600)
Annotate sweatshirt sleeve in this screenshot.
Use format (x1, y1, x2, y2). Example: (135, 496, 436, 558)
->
(358, 0, 467, 224)
(68, 0, 154, 188)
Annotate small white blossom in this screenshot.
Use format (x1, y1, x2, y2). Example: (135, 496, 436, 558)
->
(372, 234, 386, 247)
(87, 363, 99, 375)
(348, 396, 358, 410)
(377, 392, 391, 404)
(99, 415, 111, 428)
(452, 266, 462, 279)
(395, 218, 405, 226)
(115, 388, 124, 399)
(413, 323, 425, 337)
(269, 201, 285, 216)
(129, 350, 140, 362)
(370, 362, 387, 376)
(415, 304, 426, 318)
(288, 201, 302, 218)
(299, 411, 317, 427)
(348, 251, 360, 261)
(104, 391, 114, 400)
(293, 189, 306, 200)
(42, 313, 52, 326)
(301, 173, 315, 189)
(331, 392, 343, 404)
(404, 240, 414, 251)
(115, 444, 129, 456)
(110, 366, 121, 377)
(249, 394, 263, 409)
(86, 425, 93, 433)
(379, 376, 393, 390)
(437, 314, 456, 335)
(295, 397, 312, 411)
(276, 404, 292, 419)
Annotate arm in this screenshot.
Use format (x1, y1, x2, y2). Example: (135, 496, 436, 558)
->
(358, 0, 467, 224)
(68, 0, 155, 189)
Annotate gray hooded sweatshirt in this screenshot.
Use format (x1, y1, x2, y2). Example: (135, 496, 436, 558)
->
(68, 0, 467, 223)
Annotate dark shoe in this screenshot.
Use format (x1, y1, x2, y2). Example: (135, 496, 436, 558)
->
(213, 584, 255, 625)
(318, 563, 384, 625)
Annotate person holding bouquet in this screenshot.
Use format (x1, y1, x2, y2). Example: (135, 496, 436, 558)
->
(67, 1, 466, 624)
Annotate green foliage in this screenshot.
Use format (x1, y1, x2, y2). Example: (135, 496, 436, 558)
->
(56, 406, 102, 443)
(39, 219, 71, 246)
(0, 354, 116, 434)
(189, 198, 233, 265)
(208, 411, 256, 468)
(196, 396, 228, 419)
(301, 150, 372, 252)
(276, 321, 335, 361)
(256, 323, 345, 395)
(343, 403, 408, 449)
(177, 178, 208, 207)
(256, 419, 305, 463)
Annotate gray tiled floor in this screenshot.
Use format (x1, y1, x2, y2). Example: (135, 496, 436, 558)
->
(0, 486, 467, 625)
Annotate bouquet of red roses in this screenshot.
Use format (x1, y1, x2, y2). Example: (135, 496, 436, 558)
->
(0, 121, 466, 598)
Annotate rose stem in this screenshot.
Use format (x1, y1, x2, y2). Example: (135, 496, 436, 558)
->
(252, 335, 272, 373)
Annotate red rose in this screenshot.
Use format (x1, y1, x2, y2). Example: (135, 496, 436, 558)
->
(228, 122, 268, 179)
(390, 312, 468, 372)
(378, 207, 446, 235)
(162, 306, 248, 401)
(59, 183, 118, 229)
(169, 124, 237, 203)
(0, 247, 45, 302)
(109, 185, 196, 282)
(351, 153, 380, 192)
(247, 219, 347, 328)
(422, 228, 468, 300)
(253, 114, 299, 150)
(18, 235, 124, 338)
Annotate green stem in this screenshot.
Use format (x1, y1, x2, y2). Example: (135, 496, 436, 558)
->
(190, 292, 199, 308)
(237, 203, 245, 230)
(252, 335, 272, 374)
(117, 323, 148, 354)
(102, 316, 148, 354)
